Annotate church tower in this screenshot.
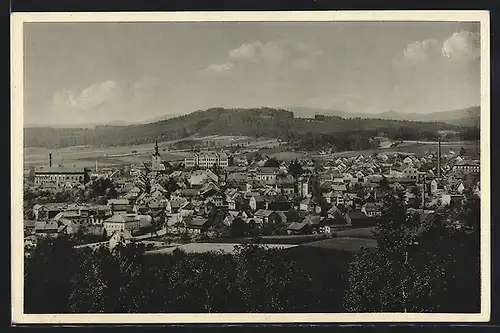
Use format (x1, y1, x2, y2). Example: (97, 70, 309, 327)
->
(151, 140, 164, 172)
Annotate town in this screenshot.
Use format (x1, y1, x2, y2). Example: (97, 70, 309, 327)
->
(23, 137, 481, 256)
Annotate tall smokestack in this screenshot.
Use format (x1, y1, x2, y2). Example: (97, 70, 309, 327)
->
(437, 137, 441, 179)
(421, 180, 425, 209)
(49, 153, 52, 167)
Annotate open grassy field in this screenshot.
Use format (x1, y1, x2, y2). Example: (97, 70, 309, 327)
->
(23, 141, 190, 168)
(205, 234, 332, 245)
(312, 140, 480, 160)
(24, 136, 479, 169)
(333, 227, 376, 239)
(23, 135, 286, 168)
(302, 237, 377, 252)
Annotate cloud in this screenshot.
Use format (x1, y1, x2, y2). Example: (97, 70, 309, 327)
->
(403, 39, 441, 63)
(397, 30, 480, 68)
(53, 80, 121, 112)
(205, 40, 323, 74)
(442, 30, 480, 61)
(206, 63, 233, 73)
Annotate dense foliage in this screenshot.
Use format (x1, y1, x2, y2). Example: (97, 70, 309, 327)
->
(24, 238, 351, 313)
(343, 193, 480, 313)
(24, 107, 475, 149)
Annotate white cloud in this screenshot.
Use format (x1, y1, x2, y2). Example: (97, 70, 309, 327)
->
(205, 40, 323, 74)
(53, 80, 121, 112)
(442, 30, 480, 61)
(397, 30, 480, 68)
(206, 63, 233, 74)
(403, 39, 441, 63)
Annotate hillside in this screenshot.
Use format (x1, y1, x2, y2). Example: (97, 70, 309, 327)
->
(286, 106, 480, 127)
(23, 107, 469, 149)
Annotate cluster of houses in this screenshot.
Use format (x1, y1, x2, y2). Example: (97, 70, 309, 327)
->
(24, 142, 481, 251)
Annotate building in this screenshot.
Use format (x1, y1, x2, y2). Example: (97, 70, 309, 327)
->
(184, 152, 229, 168)
(453, 160, 480, 174)
(151, 140, 166, 172)
(255, 167, 278, 185)
(34, 165, 89, 186)
(345, 211, 373, 227)
(103, 214, 141, 234)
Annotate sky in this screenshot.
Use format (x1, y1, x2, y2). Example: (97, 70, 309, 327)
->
(23, 21, 481, 126)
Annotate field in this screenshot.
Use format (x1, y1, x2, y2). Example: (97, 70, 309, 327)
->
(23, 136, 479, 169)
(206, 234, 332, 245)
(311, 140, 480, 160)
(145, 242, 299, 255)
(23, 135, 284, 168)
(302, 237, 378, 252)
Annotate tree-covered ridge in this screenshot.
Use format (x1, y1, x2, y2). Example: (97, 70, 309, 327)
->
(23, 107, 475, 149)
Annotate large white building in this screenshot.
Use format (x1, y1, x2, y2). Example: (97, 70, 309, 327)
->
(184, 152, 229, 168)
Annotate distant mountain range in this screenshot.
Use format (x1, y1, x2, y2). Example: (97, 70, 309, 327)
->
(24, 113, 184, 129)
(23, 107, 475, 149)
(285, 106, 480, 127)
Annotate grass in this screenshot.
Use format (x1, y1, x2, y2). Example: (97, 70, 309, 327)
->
(333, 227, 376, 239)
(312, 140, 479, 160)
(302, 237, 377, 252)
(204, 234, 330, 245)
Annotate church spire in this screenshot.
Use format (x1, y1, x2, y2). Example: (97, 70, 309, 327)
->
(154, 140, 159, 156)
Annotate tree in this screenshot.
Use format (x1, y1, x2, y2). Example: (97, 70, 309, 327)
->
(379, 176, 390, 191)
(164, 177, 180, 196)
(150, 214, 164, 236)
(343, 193, 480, 313)
(288, 160, 304, 179)
(230, 217, 247, 238)
(24, 236, 77, 313)
(459, 147, 467, 156)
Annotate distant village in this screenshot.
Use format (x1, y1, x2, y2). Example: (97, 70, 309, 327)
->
(23, 138, 481, 254)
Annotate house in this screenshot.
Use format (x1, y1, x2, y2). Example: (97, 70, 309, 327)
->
(253, 209, 275, 224)
(402, 166, 419, 181)
(209, 193, 225, 207)
(361, 203, 382, 217)
(168, 198, 189, 214)
(453, 160, 480, 174)
(299, 198, 312, 211)
(332, 184, 347, 194)
(103, 214, 141, 234)
(34, 166, 89, 186)
(107, 198, 131, 214)
(34, 221, 59, 237)
(184, 216, 210, 235)
(247, 194, 268, 211)
(57, 220, 81, 235)
(255, 167, 278, 185)
(403, 156, 414, 165)
(345, 212, 374, 227)
(188, 170, 211, 186)
(280, 183, 295, 195)
(441, 194, 465, 207)
(109, 230, 133, 250)
(266, 195, 292, 211)
(301, 215, 323, 232)
(33, 203, 66, 220)
(286, 221, 312, 235)
(24, 220, 36, 235)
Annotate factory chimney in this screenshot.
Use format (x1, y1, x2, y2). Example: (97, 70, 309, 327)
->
(49, 153, 52, 167)
(437, 137, 441, 179)
(421, 178, 426, 209)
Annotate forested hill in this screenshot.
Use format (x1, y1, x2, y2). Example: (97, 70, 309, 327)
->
(24, 107, 474, 149)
